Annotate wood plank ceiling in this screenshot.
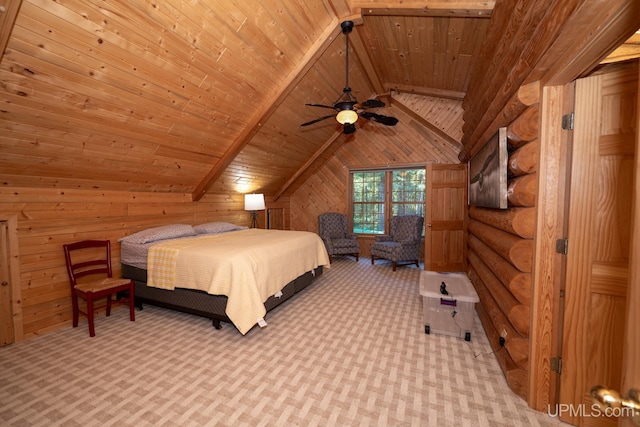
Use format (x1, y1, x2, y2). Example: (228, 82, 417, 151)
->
(1, 0, 638, 199)
(0, 0, 493, 199)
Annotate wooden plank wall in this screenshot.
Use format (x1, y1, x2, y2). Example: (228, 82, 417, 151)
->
(290, 93, 464, 258)
(466, 97, 540, 400)
(1, 187, 289, 340)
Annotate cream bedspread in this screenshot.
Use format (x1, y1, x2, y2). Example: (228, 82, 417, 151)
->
(147, 228, 330, 334)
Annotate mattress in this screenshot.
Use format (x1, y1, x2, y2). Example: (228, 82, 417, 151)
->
(120, 228, 330, 334)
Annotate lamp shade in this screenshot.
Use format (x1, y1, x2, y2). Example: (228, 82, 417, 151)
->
(336, 109, 358, 125)
(244, 193, 265, 211)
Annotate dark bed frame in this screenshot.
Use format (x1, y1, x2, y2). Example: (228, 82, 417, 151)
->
(121, 264, 323, 331)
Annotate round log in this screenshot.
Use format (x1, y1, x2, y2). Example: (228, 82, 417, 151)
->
(507, 104, 539, 146)
(468, 250, 530, 338)
(469, 268, 529, 368)
(517, 80, 540, 106)
(468, 219, 533, 272)
(470, 272, 528, 392)
(468, 234, 531, 305)
(507, 173, 537, 207)
(508, 139, 539, 176)
(469, 205, 535, 239)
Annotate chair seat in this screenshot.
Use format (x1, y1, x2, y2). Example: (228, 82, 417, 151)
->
(75, 278, 132, 294)
(370, 241, 399, 254)
(332, 238, 360, 251)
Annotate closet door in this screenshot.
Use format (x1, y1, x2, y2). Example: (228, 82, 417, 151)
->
(424, 163, 467, 272)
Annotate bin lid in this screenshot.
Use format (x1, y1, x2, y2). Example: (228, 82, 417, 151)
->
(419, 271, 479, 303)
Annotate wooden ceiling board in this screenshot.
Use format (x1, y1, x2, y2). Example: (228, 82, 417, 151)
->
(210, 25, 378, 196)
(1, 0, 336, 194)
(359, 14, 490, 94)
(2, 0, 636, 196)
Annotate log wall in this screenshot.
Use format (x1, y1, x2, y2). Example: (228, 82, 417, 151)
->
(1, 187, 289, 340)
(466, 100, 540, 400)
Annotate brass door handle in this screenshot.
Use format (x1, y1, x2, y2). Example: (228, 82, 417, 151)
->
(590, 385, 640, 425)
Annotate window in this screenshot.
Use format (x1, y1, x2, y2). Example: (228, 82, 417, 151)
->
(351, 167, 426, 234)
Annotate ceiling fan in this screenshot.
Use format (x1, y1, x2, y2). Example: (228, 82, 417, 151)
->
(300, 21, 399, 135)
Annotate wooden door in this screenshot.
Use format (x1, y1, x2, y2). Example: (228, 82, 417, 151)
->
(1, 220, 14, 346)
(267, 208, 285, 230)
(620, 75, 640, 423)
(424, 163, 467, 272)
(559, 63, 638, 426)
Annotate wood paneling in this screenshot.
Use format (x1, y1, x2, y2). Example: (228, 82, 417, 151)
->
(0, 186, 274, 339)
(291, 93, 463, 237)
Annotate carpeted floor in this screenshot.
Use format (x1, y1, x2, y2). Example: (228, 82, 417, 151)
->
(0, 258, 567, 426)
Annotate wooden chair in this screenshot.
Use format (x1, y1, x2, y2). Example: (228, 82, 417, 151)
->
(63, 240, 135, 337)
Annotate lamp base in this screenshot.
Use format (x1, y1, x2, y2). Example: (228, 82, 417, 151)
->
(250, 211, 258, 228)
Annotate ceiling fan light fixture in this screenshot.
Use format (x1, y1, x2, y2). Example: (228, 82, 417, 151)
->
(336, 109, 358, 124)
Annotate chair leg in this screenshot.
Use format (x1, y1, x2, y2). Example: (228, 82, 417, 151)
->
(371, 255, 375, 265)
(128, 283, 135, 322)
(392, 261, 397, 272)
(106, 294, 112, 317)
(355, 253, 359, 261)
(72, 294, 79, 328)
(86, 294, 96, 337)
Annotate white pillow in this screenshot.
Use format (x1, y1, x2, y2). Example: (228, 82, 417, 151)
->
(118, 224, 196, 244)
(193, 222, 246, 235)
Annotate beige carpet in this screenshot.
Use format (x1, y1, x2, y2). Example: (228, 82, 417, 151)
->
(0, 258, 567, 426)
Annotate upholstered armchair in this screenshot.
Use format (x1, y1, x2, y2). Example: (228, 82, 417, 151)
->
(370, 215, 424, 271)
(318, 212, 360, 263)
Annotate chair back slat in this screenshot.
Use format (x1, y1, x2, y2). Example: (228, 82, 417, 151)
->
(63, 240, 113, 286)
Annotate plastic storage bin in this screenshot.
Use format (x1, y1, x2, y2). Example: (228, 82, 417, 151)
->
(419, 271, 479, 341)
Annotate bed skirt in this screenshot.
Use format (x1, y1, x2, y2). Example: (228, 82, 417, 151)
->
(121, 263, 323, 330)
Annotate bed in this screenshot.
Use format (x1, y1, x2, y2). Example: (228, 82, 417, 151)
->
(119, 223, 330, 334)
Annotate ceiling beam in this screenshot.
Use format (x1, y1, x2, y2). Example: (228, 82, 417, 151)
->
(353, 1, 494, 17)
(192, 18, 341, 201)
(600, 32, 640, 65)
(0, 0, 23, 66)
(541, 0, 640, 85)
(273, 130, 344, 200)
(386, 84, 466, 101)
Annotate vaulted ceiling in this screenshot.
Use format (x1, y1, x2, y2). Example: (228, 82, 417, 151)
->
(1, 0, 638, 200)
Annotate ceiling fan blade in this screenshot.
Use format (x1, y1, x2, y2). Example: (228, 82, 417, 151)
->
(360, 111, 399, 126)
(360, 99, 386, 109)
(305, 103, 337, 110)
(300, 114, 336, 127)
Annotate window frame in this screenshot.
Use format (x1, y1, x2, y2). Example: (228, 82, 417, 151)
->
(349, 165, 426, 235)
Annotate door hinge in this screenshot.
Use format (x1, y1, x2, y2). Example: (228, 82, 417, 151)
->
(556, 238, 568, 255)
(562, 112, 574, 130)
(551, 357, 562, 374)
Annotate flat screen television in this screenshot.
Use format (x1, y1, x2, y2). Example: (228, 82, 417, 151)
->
(468, 127, 508, 209)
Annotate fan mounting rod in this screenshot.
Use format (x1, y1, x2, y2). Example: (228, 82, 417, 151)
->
(335, 20, 357, 125)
